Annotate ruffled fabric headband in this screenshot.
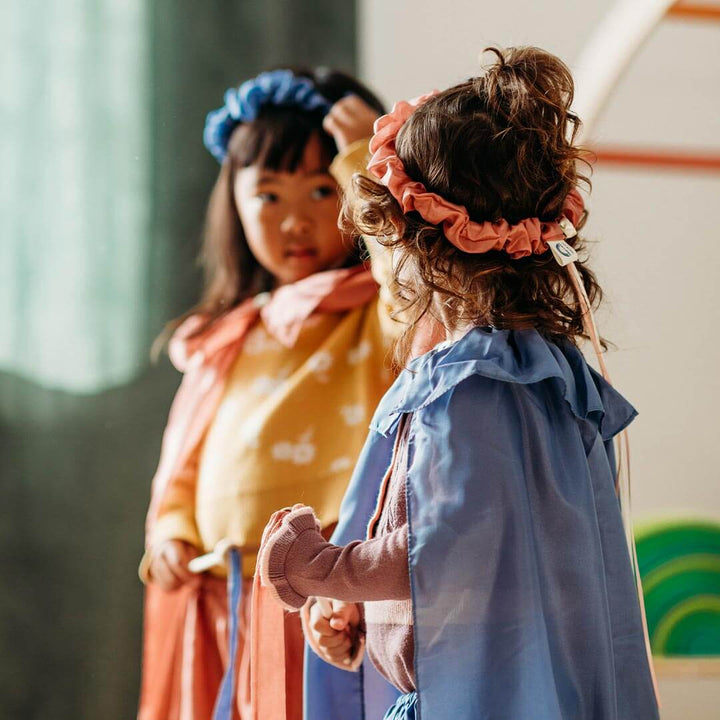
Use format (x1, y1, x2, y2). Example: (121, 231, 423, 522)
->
(367, 92, 585, 261)
(204, 69, 332, 163)
(366, 90, 599, 360)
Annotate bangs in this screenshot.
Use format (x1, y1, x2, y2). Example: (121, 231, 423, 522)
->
(226, 105, 337, 173)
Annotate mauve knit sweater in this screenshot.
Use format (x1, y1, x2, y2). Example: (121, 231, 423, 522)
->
(265, 424, 415, 693)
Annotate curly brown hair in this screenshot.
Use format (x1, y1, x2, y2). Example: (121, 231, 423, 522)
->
(348, 46, 601, 366)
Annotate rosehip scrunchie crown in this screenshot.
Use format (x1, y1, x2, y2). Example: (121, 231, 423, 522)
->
(204, 69, 332, 163)
(367, 92, 585, 259)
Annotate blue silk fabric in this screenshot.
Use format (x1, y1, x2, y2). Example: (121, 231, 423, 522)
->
(305, 327, 660, 720)
(383, 692, 418, 719)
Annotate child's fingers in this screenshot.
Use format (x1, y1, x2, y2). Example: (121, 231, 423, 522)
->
(327, 103, 356, 126)
(329, 616, 348, 631)
(151, 557, 182, 591)
(332, 96, 379, 128)
(308, 600, 357, 665)
(322, 114, 341, 136)
(332, 94, 370, 118)
(309, 604, 337, 637)
(170, 545, 198, 583)
(321, 638, 352, 663)
(329, 600, 361, 630)
(164, 543, 190, 572)
(151, 559, 171, 586)
(267, 505, 306, 532)
(161, 561, 188, 587)
(323, 114, 354, 151)
(324, 95, 378, 151)
(266, 514, 285, 537)
(324, 111, 357, 138)
(264, 509, 291, 540)
(267, 509, 289, 528)
(165, 564, 188, 586)
(317, 630, 350, 650)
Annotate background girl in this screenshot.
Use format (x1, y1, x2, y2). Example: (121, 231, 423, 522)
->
(259, 48, 660, 720)
(138, 68, 394, 720)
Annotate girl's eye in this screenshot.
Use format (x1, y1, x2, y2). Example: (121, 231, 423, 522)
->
(257, 192, 279, 203)
(310, 185, 336, 200)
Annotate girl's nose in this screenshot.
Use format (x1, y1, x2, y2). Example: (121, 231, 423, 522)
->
(280, 212, 313, 237)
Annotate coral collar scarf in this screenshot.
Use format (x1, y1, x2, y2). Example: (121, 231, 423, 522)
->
(170, 264, 378, 370)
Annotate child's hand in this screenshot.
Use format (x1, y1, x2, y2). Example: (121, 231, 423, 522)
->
(149, 539, 199, 591)
(308, 598, 362, 666)
(323, 95, 380, 152)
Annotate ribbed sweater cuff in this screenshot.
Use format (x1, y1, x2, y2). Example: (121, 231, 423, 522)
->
(259, 507, 321, 611)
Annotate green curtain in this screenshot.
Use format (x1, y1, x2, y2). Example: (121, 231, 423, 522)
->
(0, 0, 152, 394)
(0, 2, 357, 718)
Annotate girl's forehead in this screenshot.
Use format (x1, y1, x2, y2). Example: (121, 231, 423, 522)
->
(235, 163, 333, 187)
(288, 133, 331, 173)
(231, 112, 336, 174)
(249, 135, 333, 180)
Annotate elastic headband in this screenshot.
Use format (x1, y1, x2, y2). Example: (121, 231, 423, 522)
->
(203, 69, 332, 163)
(367, 92, 585, 260)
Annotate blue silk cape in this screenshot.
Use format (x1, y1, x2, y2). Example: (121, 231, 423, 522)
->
(305, 327, 659, 720)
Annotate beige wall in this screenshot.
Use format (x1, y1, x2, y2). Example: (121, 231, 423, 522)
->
(359, 1, 720, 716)
(359, 0, 720, 521)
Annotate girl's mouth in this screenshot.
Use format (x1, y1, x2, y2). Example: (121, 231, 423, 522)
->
(285, 247, 318, 260)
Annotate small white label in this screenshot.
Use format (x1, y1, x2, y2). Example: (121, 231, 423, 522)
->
(558, 217, 577, 239)
(547, 240, 579, 267)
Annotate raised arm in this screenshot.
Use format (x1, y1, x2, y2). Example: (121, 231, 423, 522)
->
(325, 97, 401, 328)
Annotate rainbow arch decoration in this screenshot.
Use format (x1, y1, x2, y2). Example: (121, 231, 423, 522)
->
(573, 0, 720, 172)
(636, 519, 720, 656)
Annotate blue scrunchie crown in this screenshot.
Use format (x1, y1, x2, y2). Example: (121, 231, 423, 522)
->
(203, 69, 333, 163)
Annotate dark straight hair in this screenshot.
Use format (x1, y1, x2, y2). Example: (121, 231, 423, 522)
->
(159, 67, 385, 348)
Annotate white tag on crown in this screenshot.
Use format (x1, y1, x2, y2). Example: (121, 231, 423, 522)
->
(547, 216, 579, 266)
(547, 239, 579, 266)
(558, 217, 577, 240)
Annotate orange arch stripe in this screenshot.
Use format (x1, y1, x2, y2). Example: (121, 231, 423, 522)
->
(668, 3, 720, 21)
(585, 147, 720, 173)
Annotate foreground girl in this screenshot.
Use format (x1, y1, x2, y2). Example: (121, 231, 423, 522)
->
(259, 48, 660, 719)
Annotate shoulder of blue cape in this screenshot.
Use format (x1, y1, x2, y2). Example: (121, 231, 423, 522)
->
(332, 326, 637, 550)
(369, 326, 637, 441)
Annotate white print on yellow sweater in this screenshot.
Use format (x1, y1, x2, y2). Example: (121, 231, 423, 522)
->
(347, 340, 372, 365)
(243, 327, 283, 356)
(329, 456, 353, 473)
(340, 404, 365, 426)
(306, 350, 334, 382)
(271, 429, 317, 465)
(250, 367, 292, 396)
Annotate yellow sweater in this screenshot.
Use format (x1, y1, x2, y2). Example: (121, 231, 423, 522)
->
(149, 142, 398, 578)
